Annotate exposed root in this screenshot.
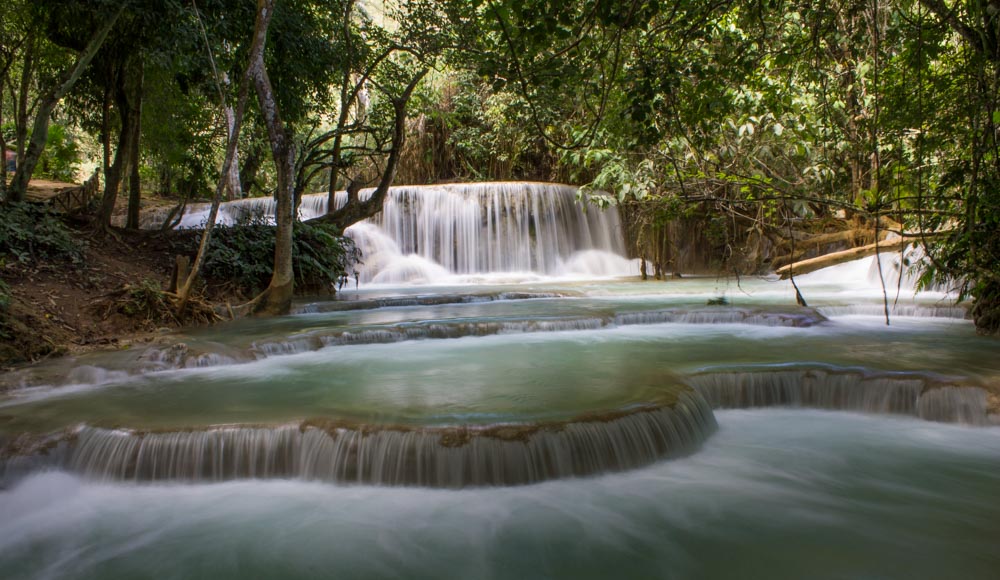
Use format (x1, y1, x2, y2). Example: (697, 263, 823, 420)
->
(93, 282, 221, 328)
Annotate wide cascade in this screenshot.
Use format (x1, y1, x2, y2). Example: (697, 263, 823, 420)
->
(174, 182, 637, 283)
(2, 384, 718, 488)
(3, 182, 1000, 577)
(27, 389, 713, 488)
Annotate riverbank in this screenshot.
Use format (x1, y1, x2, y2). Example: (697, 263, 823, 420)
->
(0, 223, 191, 368)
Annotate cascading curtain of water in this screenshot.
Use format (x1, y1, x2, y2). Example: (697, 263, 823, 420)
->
(173, 183, 639, 284)
(57, 391, 715, 488)
(685, 367, 992, 424)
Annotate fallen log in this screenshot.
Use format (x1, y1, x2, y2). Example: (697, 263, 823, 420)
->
(776, 229, 952, 280)
(771, 228, 887, 271)
(801, 228, 880, 247)
(775, 238, 910, 279)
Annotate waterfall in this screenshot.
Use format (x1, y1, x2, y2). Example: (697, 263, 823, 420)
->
(816, 304, 968, 319)
(123, 306, 828, 374)
(864, 245, 957, 293)
(294, 291, 577, 314)
(612, 307, 826, 328)
(54, 391, 715, 488)
(795, 243, 955, 296)
(172, 182, 638, 284)
(259, 308, 825, 352)
(685, 366, 994, 425)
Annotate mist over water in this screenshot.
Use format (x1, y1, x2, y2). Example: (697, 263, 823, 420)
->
(2, 411, 999, 580)
(3, 183, 998, 578)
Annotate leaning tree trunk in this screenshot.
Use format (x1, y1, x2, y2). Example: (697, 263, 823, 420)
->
(775, 231, 948, 279)
(308, 69, 427, 232)
(8, 7, 123, 202)
(174, 0, 255, 313)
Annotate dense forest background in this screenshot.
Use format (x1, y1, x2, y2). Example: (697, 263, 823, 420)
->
(1, 0, 998, 334)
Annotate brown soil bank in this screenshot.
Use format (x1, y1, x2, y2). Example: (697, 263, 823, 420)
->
(1, 224, 192, 367)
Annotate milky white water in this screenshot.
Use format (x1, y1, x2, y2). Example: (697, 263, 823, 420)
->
(2, 183, 998, 578)
(2, 411, 998, 579)
(170, 183, 640, 283)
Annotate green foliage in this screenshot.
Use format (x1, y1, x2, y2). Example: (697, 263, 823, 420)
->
(2, 0, 999, 328)
(200, 214, 359, 296)
(404, 72, 554, 182)
(291, 220, 361, 294)
(36, 123, 81, 182)
(0, 202, 84, 265)
(139, 63, 219, 199)
(0, 279, 10, 312)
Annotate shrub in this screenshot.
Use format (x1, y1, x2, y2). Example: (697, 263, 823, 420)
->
(0, 279, 10, 312)
(0, 202, 84, 265)
(37, 124, 81, 182)
(292, 221, 361, 294)
(200, 214, 359, 296)
(108, 278, 174, 326)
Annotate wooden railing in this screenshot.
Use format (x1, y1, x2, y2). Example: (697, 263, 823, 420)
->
(24, 172, 101, 213)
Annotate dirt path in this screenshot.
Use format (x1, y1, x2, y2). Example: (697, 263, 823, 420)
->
(23, 179, 79, 202)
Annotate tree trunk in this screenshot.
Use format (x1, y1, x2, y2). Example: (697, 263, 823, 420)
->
(223, 107, 243, 200)
(253, 147, 296, 316)
(0, 103, 7, 199)
(240, 140, 263, 196)
(8, 7, 123, 202)
(327, 1, 360, 213)
(771, 227, 885, 270)
(126, 57, 144, 230)
(14, 33, 35, 177)
(308, 69, 428, 231)
(101, 73, 113, 178)
(126, 123, 142, 228)
(98, 67, 132, 227)
(99, 122, 127, 225)
(174, 0, 255, 313)
(99, 53, 143, 229)
(245, 0, 295, 316)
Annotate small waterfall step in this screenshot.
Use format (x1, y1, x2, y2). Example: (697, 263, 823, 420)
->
(817, 304, 969, 319)
(1, 390, 716, 488)
(293, 290, 579, 314)
(140, 306, 829, 372)
(685, 364, 999, 425)
(0, 304, 831, 391)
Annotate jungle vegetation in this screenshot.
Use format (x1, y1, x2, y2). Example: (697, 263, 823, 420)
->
(1, 0, 998, 333)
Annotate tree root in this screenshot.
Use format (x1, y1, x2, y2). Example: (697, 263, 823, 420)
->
(93, 283, 222, 328)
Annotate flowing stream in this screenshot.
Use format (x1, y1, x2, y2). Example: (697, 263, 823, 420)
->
(2, 182, 999, 578)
